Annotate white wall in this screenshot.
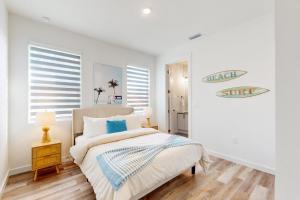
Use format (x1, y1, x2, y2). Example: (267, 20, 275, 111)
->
(8, 14, 156, 174)
(156, 14, 275, 173)
(0, 0, 8, 195)
(275, 0, 300, 199)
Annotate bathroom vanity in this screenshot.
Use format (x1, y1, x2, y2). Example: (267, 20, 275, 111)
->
(177, 112, 188, 135)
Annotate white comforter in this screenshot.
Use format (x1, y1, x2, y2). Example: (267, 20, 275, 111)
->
(70, 128, 209, 200)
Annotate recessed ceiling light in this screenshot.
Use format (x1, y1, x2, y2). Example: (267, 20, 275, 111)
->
(142, 8, 152, 15)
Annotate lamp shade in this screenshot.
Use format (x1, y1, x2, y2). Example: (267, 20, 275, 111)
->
(36, 111, 56, 127)
(144, 107, 152, 118)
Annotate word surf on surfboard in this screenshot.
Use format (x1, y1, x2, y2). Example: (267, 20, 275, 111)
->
(217, 86, 270, 98)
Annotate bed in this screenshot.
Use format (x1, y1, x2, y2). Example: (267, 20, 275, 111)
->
(70, 105, 209, 200)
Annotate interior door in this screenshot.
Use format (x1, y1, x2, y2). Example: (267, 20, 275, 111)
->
(167, 66, 176, 134)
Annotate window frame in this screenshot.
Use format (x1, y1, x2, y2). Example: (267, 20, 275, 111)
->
(28, 44, 82, 123)
(126, 65, 151, 112)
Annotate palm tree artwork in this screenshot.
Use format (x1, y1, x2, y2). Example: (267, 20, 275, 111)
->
(94, 87, 105, 104)
(108, 79, 119, 95)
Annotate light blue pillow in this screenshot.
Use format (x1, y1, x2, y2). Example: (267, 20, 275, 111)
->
(106, 120, 127, 134)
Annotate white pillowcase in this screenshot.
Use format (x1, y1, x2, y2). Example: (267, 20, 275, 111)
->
(83, 116, 108, 138)
(113, 114, 142, 130)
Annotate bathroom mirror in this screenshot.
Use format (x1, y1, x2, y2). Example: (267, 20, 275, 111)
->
(93, 63, 124, 104)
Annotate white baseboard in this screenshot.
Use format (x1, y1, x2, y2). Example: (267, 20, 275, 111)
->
(207, 149, 275, 175)
(9, 164, 31, 176)
(0, 170, 9, 199)
(9, 155, 73, 176)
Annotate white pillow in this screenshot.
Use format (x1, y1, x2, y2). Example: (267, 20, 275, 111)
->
(75, 135, 88, 145)
(83, 116, 108, 138)
(113, 114, 142, 130)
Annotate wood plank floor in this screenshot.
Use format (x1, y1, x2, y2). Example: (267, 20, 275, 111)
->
(2, 157, 274, 200)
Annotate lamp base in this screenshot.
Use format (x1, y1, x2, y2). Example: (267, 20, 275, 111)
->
(146, 118, 151, 128)
(42, 127, 51, 143)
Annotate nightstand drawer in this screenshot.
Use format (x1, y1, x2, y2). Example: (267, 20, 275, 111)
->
(32, 154, 61, 170)
(32, 144, 61, 158)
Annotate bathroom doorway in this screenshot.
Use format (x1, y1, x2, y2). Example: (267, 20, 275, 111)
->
(166, 60, 189, 137)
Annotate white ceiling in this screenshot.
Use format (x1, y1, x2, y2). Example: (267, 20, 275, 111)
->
(5, 0, 273, 55)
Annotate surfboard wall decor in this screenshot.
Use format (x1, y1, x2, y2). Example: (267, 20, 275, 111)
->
(217, 86, 270, 98)
(202, 70, 247, 83)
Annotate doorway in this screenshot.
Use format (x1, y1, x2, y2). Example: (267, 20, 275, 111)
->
(166, 60, 189, 137)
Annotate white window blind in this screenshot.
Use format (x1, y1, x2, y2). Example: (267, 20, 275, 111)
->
(29, 45, 81, 121)
(126, 66, 150, 112)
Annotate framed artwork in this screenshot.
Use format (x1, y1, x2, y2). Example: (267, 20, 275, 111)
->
(93, 63, 124, 104)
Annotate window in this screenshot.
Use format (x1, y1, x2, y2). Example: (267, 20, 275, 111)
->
(28, 45, 81, 121)
(126, 65, 150, 112)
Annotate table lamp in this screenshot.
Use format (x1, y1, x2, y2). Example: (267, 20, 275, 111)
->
(144, 107, 152, 128)
(36, 111, 56, 143)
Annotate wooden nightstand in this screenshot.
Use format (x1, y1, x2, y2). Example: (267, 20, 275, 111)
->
(32, 139, 61, 181)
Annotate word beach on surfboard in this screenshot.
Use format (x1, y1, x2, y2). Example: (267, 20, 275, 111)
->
(202, 70, 247, 83)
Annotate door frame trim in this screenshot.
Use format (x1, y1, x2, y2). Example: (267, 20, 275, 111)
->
(164, 53, 192, 138)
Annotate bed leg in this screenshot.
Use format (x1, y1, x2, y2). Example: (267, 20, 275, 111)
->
(191, 165, 196, 175)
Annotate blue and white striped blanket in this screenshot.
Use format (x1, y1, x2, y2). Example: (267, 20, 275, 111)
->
(96, 135, 200, 190)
